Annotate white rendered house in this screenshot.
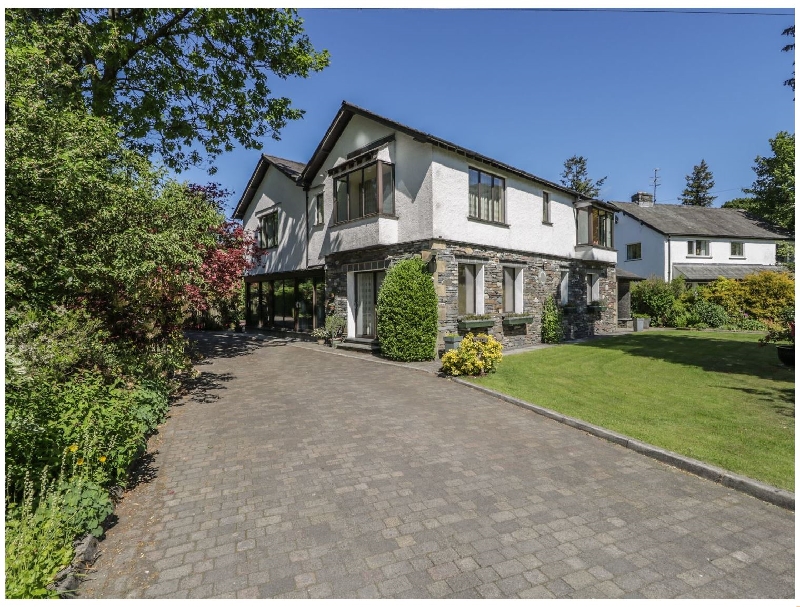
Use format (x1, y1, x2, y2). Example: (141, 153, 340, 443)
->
(234, 102, 619, 349)
(612, 193, 789, 286)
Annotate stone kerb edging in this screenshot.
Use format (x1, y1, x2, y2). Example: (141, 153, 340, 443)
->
(451, 378, 795, 512)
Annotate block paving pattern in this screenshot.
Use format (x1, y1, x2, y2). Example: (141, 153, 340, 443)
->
(79, 333, 794, 599)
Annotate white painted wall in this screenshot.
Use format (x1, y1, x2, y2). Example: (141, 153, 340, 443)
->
(668, 238, 777, 269)
(309, 115, 434, 257)
(431, 148, 579, 258)
(241, 164, 308, 275)
(613, 213, 667, 279)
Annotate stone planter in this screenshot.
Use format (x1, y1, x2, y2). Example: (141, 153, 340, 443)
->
(502, 315, 533, 326)
(776, 344, 794, 368)
(317, 339, 326, 345)
(633, 317, 650, 332)
(443, 335, 463, 351)
(457, 318, 495, 331)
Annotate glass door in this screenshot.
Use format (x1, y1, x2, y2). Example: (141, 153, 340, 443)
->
(355, 271, 385, 338)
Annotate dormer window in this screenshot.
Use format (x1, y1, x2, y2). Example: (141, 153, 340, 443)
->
(334, 161, 394, 223)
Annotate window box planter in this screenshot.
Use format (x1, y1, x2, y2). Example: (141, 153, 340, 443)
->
(502, 314, 533, 326)
(443, 335, 463, 351)
(587, 303, 608, 313)
(560, 304, 579, 314)
(457, 317, 495, 331)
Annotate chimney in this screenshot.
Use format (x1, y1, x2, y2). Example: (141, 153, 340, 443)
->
(631, 192, 654, 207)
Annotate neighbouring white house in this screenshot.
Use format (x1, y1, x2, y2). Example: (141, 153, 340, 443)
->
(612, 192, 790, 288)
(233, 101, 619, 350)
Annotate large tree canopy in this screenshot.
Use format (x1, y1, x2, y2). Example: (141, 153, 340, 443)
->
(742, 131, 795, 234)
(5, 8, 330, 171)
(560, 155, 607, 198)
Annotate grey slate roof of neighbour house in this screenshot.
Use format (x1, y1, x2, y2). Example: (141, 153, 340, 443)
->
(673, 263, 785, 281)
(233, 154, 306, 219)
(611, 202, 789, 240)
(616, 268, 646, 280)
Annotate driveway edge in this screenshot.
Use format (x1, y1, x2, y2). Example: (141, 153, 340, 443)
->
(451, 378, 795, 511)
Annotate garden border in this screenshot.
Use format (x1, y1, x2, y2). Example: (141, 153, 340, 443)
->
(452, 378, 795, 511)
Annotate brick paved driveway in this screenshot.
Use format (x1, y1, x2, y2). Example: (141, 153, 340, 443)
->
(79, 333, 794, 599)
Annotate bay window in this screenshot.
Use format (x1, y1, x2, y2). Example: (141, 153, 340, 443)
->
(334, 161, 394, 223)
(577, 206, 613, 248)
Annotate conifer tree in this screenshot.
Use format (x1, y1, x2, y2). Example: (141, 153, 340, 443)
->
(679, 159, 716, 207)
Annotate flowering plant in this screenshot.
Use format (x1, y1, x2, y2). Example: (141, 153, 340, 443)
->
(759, 306, 795, 346)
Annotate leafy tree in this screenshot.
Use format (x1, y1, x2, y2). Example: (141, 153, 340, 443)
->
(560, 155, 607, 198)
(742, 131, 795, 234)
(5, 8, 330, 172)
(721, 197, 756, 210)
(679, 159, 716, 207)
(783, 25, 795, 92)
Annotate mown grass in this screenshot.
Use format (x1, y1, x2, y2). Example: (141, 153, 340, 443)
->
(470, 331, 795, 490)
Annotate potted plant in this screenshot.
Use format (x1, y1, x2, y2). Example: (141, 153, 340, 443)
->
(759, 306, 794, 368)
(325, 314, 346, 347)
(457, 314, 495, 331)
(633, 314, 650, 332)
(311, 327, 329, 345)
(502, 312, 534, 326)
(443, 333, 463, 351)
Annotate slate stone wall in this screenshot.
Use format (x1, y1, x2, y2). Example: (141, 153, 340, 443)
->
(324, 239, 617, 352)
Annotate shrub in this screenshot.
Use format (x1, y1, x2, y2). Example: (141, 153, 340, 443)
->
(630, 276, 681, 326)
(690, 300, 728, 328)
(541, 296, 563, 344)
(376, 258, 438, 361)
(702, 271, 794, 322)
(441, 333, 503, 376)
(324, 314, 346, 339)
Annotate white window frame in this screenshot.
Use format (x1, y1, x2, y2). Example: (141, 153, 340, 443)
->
(586, 273, 600, 303)
(259, 210, 279, 249)
(559, 270, 570, 305)
(687, 239, 710, 257)
(457, 262, 485, 315)
(503, 266, 524, 313)
(730, 241, 745, 257)
(626, 242, 642, 261)
(314, 193, 324, 226)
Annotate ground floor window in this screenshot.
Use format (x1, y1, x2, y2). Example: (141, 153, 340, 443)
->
(503, 266, 523, 313)
(559, 270, 570, 305)
(245, 274, 325, 331)
(586, 273, 600, 303)
(458, 264, 476, 315)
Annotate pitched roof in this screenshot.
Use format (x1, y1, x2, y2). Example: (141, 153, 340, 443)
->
(297, 101, 588, 201)
(233, 154, 306, 219)
(673, 263, 785, 281)
(612, 202, 789, 240)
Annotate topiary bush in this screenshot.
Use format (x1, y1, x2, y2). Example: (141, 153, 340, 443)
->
(440, 333, 503, 376)
(541, 295, 563, 344)
(376, 258, 438, 361)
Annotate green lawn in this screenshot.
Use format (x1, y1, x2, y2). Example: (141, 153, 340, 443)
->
(470, 331, 795, 490)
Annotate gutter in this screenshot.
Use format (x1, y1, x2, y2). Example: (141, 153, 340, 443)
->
(667, 235, 671, 281)
(304, 188, 310, 270)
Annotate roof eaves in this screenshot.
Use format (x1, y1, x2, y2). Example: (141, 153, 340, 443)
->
(233, 155, 269, 220)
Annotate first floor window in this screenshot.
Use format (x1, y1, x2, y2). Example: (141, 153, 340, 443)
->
(260, 211, 279, 248)
(577, 206, 613, 248)
(542, 191, 551, 223)
(687, 240, 710, 256)
(334, 160, 394, 222)
(503, 267, 522, 313)
(731, 242, 744, 257)
(469, 167, 505, 224)
(626, 243, 642, 260)
(458, 264, 477, 315)
(315, 194, 324, 225)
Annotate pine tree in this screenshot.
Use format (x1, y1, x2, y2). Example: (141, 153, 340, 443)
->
(560, 155, 607, 198)
(679, 159, 716, 207)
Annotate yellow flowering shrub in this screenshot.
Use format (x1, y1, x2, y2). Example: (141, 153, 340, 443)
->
(441, 332, 503, 376)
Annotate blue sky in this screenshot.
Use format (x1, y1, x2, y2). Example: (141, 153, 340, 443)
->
(177, 8, 795, 216)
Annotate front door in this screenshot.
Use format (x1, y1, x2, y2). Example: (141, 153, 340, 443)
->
(355, 271, 385, 338)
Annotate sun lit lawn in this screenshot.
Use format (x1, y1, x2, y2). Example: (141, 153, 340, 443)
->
(470, 330, 795, 490)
